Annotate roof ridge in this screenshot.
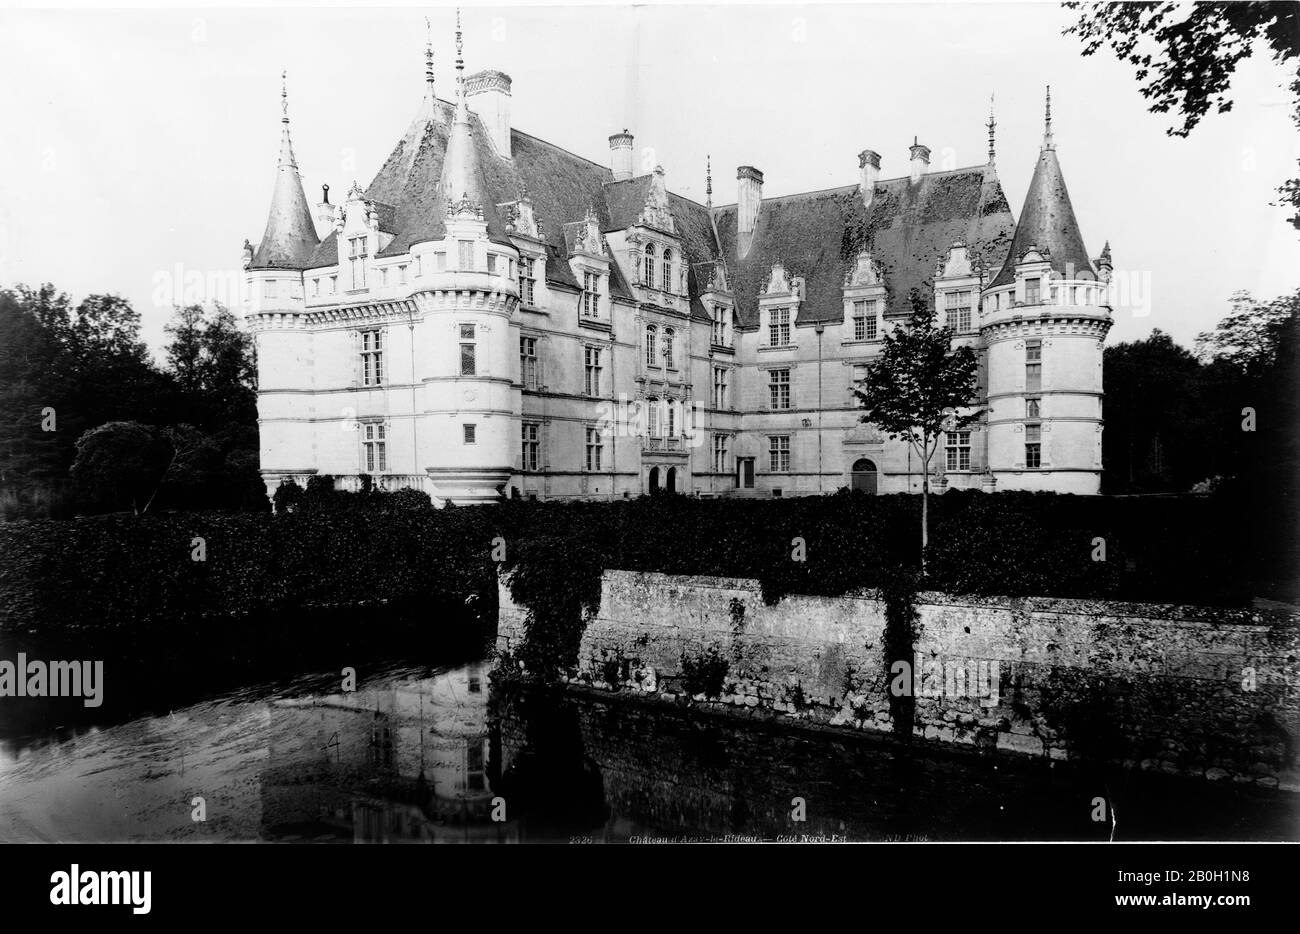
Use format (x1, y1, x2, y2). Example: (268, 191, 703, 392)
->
(711, 164, 993, 210)
(510, 127, 612, 175)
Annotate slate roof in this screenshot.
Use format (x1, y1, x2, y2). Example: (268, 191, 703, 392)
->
(277, 89, 1047, 326)
(250, 120, 320, 270)
(357, 98, 719, 308)
(990, 145, 1095, 287)
(713, 165, 1016, 326)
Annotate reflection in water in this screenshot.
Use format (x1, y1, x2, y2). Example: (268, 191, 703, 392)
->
(1, 662, 1295, 842)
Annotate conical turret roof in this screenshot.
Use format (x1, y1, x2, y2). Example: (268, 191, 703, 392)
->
(251, 74, 320, 270)
(990, 91, 1094, 288)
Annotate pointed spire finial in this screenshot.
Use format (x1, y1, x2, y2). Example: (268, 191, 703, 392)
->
(706, 154, 713, 208)
(424, 16, 435, 94)
(281, 69, 289, 124)
(1044, 85, 1054, 150)
(455, 7, 464, 74)
(454, 7, 468, 121)
(987, 93, 997, 164)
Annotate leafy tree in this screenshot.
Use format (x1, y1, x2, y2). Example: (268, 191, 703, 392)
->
(1064, 1, 1300, 228)
(71, 421, 173, 514)
(1102, 329, 1233, 493)
(164, 303, 206, 395)
(852, 290, 981, 572)
(1195, 288, 1300, 377)
(163, 302, 257, 427)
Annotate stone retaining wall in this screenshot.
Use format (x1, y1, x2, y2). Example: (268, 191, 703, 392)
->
(496, 570, 1300, 789)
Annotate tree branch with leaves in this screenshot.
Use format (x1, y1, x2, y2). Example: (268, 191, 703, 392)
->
(852, 289, 982, 573)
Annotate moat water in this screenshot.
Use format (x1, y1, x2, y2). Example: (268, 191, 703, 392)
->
(2, 651, 1296, 843)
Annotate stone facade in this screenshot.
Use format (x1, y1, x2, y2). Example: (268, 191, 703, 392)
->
(242, 20, 1113, 504)
(496, 570, 1300, 788)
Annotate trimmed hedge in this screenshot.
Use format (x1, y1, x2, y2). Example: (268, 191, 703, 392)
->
(0, 490, 1269, 662)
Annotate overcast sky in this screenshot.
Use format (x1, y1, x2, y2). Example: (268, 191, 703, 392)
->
(1, 0, 1297, 357)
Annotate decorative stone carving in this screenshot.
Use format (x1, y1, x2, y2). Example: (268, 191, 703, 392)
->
(939, 240, 973, 279)
(447, 192, 484, 219)
(638, 166, 676, 233)
(763, 261, 792, 295)
(843, 249, 883, 288)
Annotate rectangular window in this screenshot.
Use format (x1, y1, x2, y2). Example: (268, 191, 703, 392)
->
(768, 435, 790, 472)
(520, 336, 538, 390)
(712, 306, 730, 346)
(712, 433, 729, 473)
(852, 300, 878, 340)
(487, 254, 498, 274)
(460, 324, 477, 377)
(398, 264, 408, 285)
(379, 267, 388, 287)
(584, 346, 602, 396)
(360, 329, 384, 386)
(431, 252, 444, 273)
(519, 258, 536, 305)
(521, 421, 540, 471)
(311, 279, 320, 298)
(945, 430, 972, 471)
(584, 426, 603, 471)
(1025, 278, 1041, 305)
(769, 307, 791, 347)
(463, 424, 476, 444)
(348, 237, 366, 289)
(769, 368, 791, 410)
(329, 275, 337, 294)
(361, 422, 387, 472)
(582, 271, 600, 317)
(458, 240, 473, 270)
(1025, 423, 1042, 468)
(1026, 339, 1042, 392)
(712, 366, 728, 409)
(946, 290, 972, 332)
(1026, 397, 1041, 418)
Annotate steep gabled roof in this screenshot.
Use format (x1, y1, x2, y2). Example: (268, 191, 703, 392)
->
(990, 145, 1094, 287)
(356, 97, 721, 310)
(713, 165, 1016, 326)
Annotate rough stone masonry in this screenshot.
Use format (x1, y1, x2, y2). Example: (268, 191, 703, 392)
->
(497, 570, 1300, 789)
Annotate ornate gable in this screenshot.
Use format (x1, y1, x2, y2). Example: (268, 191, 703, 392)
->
(843, 249, 884, 288)
(637, 167, 676, 234)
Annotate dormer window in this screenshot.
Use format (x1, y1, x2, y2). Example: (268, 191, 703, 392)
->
(712, 305, 731, 347)
(644, 244, 656, 289)
(1025, 277, 1041, 305)
(852, 300, 878, 341)
(458, 241, 474, 270)
(582, 271, 601, 317)
(662, 248, 672, 292)
(768, 307, 791, 347)
(519, 257, 536, 305)
(945, 290, 972, 332)
(347, 237, 366, 289)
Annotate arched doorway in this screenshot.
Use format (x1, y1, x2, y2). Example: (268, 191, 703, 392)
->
(851, 458, 878, 494)
(666, 467, 677, 494)
(648, 466, 660, 494)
